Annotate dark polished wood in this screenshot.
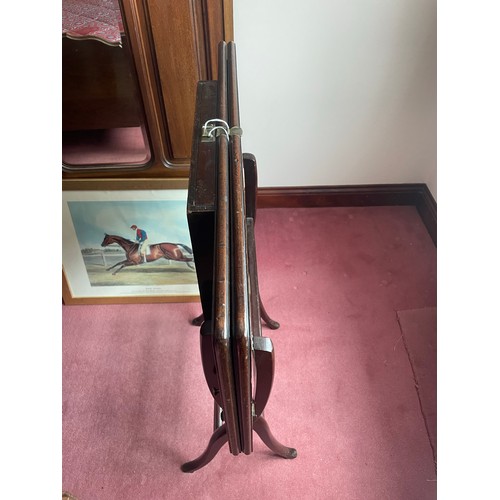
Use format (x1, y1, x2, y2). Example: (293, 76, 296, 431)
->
(243, 154, 281, 329)
(186, 80, 218, 319)
(253, 417, 297, 460)
(187, 92, 281, 328)
(227, 41, 253, 456)
(183, 41, 296, 472)
(180, 424, 228, 473)
(62, 35, 143, 132)
(212, 41, 240, 456)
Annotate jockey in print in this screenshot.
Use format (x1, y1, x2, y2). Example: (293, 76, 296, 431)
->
(130, 225, 149, 263)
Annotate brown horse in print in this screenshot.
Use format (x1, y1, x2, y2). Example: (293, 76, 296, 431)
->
(101, 234, 195, 275)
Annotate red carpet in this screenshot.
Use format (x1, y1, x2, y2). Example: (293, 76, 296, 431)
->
(63, 206, 436, 499)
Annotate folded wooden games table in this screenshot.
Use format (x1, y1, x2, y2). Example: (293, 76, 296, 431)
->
(184, 41, 296, 473)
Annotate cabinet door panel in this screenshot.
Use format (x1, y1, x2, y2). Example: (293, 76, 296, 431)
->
(146, 0, 203, 161)
(143, 0, 230, 165)
(62, 0, 232, 178)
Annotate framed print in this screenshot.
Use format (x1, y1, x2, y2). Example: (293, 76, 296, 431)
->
(62, 179, 200, 304)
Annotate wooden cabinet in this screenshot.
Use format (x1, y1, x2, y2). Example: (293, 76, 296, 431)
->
(62, 0, 233, 179)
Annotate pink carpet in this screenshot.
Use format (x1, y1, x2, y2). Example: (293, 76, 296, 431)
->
(63, 206, 437, 499)
(62, 127, 151, 166)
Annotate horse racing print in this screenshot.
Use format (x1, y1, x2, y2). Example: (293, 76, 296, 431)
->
(62, 185, 199, 304)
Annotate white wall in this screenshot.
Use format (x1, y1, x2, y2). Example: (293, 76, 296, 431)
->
(233, 0, 436, 199)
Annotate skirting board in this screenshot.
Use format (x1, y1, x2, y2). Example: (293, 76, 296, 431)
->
(256, 184, 437, 246)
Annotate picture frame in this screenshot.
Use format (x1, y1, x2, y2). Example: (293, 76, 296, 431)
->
(62, 179, 200, 304)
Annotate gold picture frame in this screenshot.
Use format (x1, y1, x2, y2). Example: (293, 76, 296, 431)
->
(62, 178, 200, 305)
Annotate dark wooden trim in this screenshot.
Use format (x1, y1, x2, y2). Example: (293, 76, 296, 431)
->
(256, 184, 437, 245)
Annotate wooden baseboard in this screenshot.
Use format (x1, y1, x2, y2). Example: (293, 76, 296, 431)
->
(256, 184, 437, 245)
